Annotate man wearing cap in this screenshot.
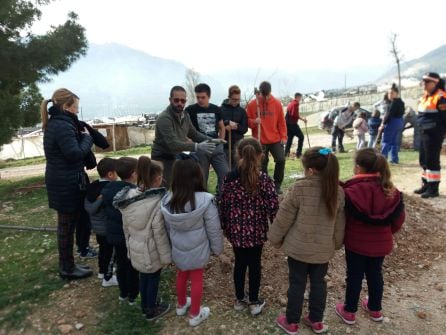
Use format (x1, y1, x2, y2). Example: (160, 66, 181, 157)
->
(414, 72, 446, 198)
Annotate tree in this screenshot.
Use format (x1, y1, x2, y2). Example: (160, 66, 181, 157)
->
(389, 32, 403, 93)
(0, 0, 87, 146)
(185, 68, 200, 104)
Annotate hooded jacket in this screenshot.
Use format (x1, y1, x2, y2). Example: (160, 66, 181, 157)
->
(220, 99, 248, 145)
(114, 187, 172, 273)
(342, 175, 405, 257)
(160, 192, 223, 271)
(268, 176, 345, 264)
(43, 106, 93, 213)
(246, 95, 287, 145)
(84, 179, 111, 236)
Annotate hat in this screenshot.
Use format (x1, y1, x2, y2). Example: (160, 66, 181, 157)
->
(422, 72, 440, 83)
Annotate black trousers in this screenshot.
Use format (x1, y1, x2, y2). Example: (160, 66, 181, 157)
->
(57, 212, 79, 272)
(233, 245, 263, 302)
(331, 126, 345, 152)
(344, 250, 384, 313)
(286, 257, 328, 324)
(261, 142, 285, 189)
(419, 125, 445, 172)
(285, 124, 304, 156)
(115, 243, 139, 300)
(75, 208, 91, 253)
(96, 234, 115, 280)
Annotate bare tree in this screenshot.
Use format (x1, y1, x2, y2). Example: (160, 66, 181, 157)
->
(389, 32, 403, 92)
(185, 68, 201, 104)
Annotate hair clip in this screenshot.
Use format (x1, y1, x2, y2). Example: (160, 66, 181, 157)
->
(176, 152, 200, 162)
(318, 148, 332, 155)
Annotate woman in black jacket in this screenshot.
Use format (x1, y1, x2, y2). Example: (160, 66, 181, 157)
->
(41, 88, 94, 279)
(380, 84, 405, 164)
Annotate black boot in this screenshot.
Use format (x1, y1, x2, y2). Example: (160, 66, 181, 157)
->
(414, 178, 428, 194)
(59, 266, 93, 280)
(421, 182, 440, 198)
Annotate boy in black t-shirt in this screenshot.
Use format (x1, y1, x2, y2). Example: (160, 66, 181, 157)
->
(185, 83, 229, 191)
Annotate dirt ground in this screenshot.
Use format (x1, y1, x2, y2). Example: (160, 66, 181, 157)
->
(3, 133, 446, 334)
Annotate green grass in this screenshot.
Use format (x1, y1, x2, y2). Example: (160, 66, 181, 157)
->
(0, 145, 152, 170)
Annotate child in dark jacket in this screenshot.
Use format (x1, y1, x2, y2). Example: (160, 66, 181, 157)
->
(101, 157, 139, 305)
(336, 148, 405, 325)
(84, 158, 118, 287)
(367, 110, 382, 148)
(218, 138, 279, 315)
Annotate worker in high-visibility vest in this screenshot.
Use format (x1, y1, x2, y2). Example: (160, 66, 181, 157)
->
(414, 72, 446, 198)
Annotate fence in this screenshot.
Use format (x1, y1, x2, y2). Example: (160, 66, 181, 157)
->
(299, 86, 423, 114)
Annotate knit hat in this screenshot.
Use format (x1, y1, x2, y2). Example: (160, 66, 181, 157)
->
(422, 72, 440, 83)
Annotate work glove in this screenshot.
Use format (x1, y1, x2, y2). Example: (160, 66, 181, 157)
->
(195, 140, 217, 155)
(208, 138, 227, 145)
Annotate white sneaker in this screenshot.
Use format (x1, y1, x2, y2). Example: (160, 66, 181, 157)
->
(249, 299, 266, 315)
(176, 297, 191, 316)
(102, 275, 118, 287)
(189, 307, 210, 327)
(97, 273, 104, 279)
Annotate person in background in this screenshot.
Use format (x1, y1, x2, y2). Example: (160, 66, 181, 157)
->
(41, 88, 93, 280)
(101, 157, 139, 306)
(353, 111, 368, 150)
(336, 148, 404, 326)
(185, 83, 228, 191)
(331, 102, 359, 153)
(161, 155, 224, 327)
(285, 93, 307, 159)
(414, 72, 446, 198)
(269, 147, 345, 335)
(219, 138, 279, 315)
(151, 86, 217, 187)
(114, 156, 171, 321)
(246, 81, 287, 194)
(380, 83, 405, 164)
(84, 157, 119, 287)
(367, 110, 382, 148)
(220, 85, 248, 170)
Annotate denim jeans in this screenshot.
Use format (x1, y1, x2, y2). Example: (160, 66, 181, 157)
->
(286, 257, 328, 324)
(140, 270, 161, 311)
(331, 126, 345, 152)
(368, 134, 377, 148)
(196, 143, 229, 191)
(344, 250, 384, 313)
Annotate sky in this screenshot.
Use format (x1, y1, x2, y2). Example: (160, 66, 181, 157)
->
(32, 0, 443, 74)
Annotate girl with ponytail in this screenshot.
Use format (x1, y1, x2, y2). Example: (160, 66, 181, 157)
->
(336, 148, 405, 326)
(269, 147, 345, 334)
(114, 156, 171, 320)
(218, 138, 279, 315)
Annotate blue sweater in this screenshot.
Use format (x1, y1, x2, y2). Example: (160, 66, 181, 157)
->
(368, 117, 382, 136)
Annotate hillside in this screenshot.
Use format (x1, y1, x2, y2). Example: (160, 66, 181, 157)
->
(378, 44, 446, 83)
(39, 43, 188, 119)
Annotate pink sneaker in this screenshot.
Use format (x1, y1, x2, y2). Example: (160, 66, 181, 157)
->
(276, 314, 299, 335)
(335, 303, 356, 325)
(303, 315, 328, 334)
(361, 298, 384, 322)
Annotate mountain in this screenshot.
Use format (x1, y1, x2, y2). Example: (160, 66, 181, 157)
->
(39, 43, 189, 119)
(378, 44, 446, 84)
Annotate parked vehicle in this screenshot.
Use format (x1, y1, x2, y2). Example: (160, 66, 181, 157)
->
(319, 105, 371, 133)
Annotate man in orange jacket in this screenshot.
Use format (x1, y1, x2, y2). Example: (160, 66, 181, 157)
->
(247, 81, 287, 193)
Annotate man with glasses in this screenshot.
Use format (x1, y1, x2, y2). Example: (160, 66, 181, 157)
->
(152, 86, 216, 187)
(185, 83, 228, 191)
(220, 85, 248, 169)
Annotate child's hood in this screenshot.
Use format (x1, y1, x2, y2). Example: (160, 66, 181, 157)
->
(343, 177, 402, 219)
(113, 186, 166, 209)
(160, 192, 214, 230)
